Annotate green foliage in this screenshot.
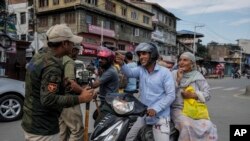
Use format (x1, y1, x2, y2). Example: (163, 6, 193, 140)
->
(0, 0, 6, 10)
(197, 44, 210, 60)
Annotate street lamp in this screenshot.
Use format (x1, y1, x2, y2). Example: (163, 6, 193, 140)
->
(193, 25, 204, 54)
(240, 47, 243, 75)
(101, 20, 104, 46)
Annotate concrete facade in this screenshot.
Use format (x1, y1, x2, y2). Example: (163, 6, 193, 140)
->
(129, 1, 178, 55)
(8, 1, 33, 41)
(34, 0, 154, 54)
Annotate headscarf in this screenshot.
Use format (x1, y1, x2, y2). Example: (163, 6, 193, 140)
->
(180, 52, 195, 63)
(174, 52, 205, 87)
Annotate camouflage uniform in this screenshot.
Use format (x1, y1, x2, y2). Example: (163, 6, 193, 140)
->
(59, 56, 84, 141)
(22, 47, 79, 136)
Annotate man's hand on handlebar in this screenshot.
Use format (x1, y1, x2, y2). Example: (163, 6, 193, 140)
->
(147, 108, 156, 117)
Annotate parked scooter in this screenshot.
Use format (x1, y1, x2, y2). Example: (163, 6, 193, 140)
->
(233, 72, 241, 79)
(246, 69, 250, 79)
(90, 92, 178, 141)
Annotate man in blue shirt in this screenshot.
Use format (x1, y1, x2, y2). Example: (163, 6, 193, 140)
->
(115, 42, 176, 141)
(124, 51, 137, 92)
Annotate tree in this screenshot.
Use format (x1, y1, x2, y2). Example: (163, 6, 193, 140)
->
(197, 44, 209, 60)
(0, 0, 6, 11)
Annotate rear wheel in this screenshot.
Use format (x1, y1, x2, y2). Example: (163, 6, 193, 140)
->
(0, 94, 24, 122)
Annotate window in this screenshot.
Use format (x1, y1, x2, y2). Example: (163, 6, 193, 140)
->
(28, 32, 34, 41)
(159, 13, 163, 22)
(20, 34, 26, 41)
(86, 15, 97, 25)
(84, 38, 97, 44)
(165, 16, 168, 24)
(86, 15, 92, 24)
(53, 0, 59, 5)
(120, 24, 125, 32)
(12, 14, 17, 24)
(39, 0, 48, 7)
(85, 0, 98, 5)
(143, 15, 149, 24)
(105, 0, 116, 13)
(131, 11, 138, 20)
(20, 12, 26, 24)
(65, 12, 75, 24)
(39, 16, 48, 27)
(118, 44, 125, 50)
(133, 28, 139, 36)
(104, 20, 114, 30)
(52, 14, 60, 25)
(141, 30, 147, 38)
(169, 19, 172, 27)
(64, 0, 76, 3)
(28, 11, 33, 21)
(121, 7, 126, 17)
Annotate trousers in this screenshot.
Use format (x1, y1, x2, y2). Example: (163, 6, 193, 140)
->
(59, 104, 84, 141)
(126, 116, 170, 141)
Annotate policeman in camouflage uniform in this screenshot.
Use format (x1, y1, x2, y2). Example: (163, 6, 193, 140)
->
(59, 45, 84, 141)
(21, 24, 95, 141)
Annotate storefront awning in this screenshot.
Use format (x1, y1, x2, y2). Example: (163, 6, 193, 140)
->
(81, 42, 99, 56)
(82, 42, 99, 50)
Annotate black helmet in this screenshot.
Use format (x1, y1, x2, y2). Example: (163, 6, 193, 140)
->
(135, 42, 159, 63)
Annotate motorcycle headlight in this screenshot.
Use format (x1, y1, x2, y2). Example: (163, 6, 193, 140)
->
(112, 98, 134, 115)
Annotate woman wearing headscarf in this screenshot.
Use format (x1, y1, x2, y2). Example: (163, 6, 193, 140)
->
(171, 52, 218, 141)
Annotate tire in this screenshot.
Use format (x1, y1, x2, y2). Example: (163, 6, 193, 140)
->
(0, 94, 24, 122)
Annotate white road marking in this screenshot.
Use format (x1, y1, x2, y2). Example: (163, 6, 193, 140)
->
(210, 86, 224, 90)
(223, 87, 239, 91)
(239, 89, 246, 92)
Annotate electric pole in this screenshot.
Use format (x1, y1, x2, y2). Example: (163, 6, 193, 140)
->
(193, 25, 205, 55)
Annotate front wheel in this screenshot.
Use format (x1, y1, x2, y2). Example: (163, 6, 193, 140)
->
(0, 94, 24, 122)
(136, 122, 179, 141)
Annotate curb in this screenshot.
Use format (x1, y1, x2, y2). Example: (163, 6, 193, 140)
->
(233, 93, 250, 100)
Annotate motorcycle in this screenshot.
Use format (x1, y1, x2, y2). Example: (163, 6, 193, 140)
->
(246, 69, 250, 79)
(90, 91, 179, 141)
(233, 72, 241, 79)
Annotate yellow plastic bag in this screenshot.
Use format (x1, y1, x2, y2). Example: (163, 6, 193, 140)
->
(182, 86, 210, 120)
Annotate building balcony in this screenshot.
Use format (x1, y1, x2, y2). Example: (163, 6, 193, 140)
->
(88, 24, 115, 38)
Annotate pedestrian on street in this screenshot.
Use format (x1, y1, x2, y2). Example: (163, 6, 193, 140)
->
(21, 24, 95, 141)
(124, 51, 137, 92)
(91, 47, 119, 125)
(115, 42, 176, 141)
(157, 55, 168, 68)
(161, 55, 175, 71)
(171, 52, 218, 141)
(59, 44, 84, 141)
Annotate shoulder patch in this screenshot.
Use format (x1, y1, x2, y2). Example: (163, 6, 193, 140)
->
(47, 83, 58, 93)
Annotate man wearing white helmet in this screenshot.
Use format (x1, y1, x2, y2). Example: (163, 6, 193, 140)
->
(115, 42, 176, 141)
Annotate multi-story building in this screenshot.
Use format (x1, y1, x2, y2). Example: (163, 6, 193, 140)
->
(177, 30, 204, 53)
(237, 39, 250, 54)
(207, 42, 243, 75)
(128, 0, 179, 56)
(7, 0, 33, 41)
(1, 0, 31, 79)
(34, 0, 154, 56)
(237, 39, 250, 68)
